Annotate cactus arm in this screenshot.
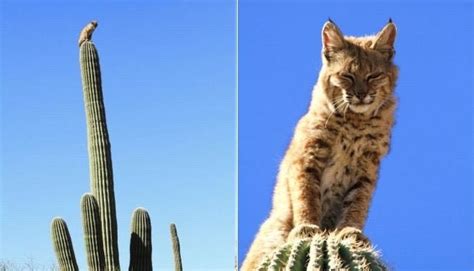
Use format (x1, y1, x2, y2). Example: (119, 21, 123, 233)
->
(80, 41, 120, 270)
(51, 218, 79, 271)
(170, 223, 183, 271)
(81, 193, 105, 270)
(129, 208, 153, 271)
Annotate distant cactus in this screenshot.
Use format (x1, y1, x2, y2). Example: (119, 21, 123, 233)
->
(257, 227, 387, 271)
(51, 24, 182, 271)
(170, 224, 183, 271)
(129, 208, 153, 271)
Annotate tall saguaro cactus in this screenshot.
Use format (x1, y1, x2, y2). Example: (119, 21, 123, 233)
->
(80, 41, 120, 270)
(51, 23, 185, 271)
(170, 223, 183, 271)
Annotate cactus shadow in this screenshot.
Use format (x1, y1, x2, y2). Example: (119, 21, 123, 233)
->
(129, 233, 152, 270)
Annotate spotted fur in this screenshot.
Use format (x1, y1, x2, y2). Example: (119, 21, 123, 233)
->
(242, 20, 398, 270)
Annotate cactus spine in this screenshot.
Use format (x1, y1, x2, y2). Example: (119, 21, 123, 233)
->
(51, 218, 79, 271)
(257, 227, 387, 271)
(129, 208, 153, 271)
(170, 224, 183, 271)
(81, 193, 105, 270)
(80, 41, 120, 270)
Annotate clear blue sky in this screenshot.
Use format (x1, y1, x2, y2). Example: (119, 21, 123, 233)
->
(1, 1, 236, 270)
(238, 1, 474, 270)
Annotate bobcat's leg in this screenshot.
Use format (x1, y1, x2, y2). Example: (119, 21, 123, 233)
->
(287, 137, 332, 227)
(241, 216, 292, 271)
(337, 151, 380, 229)
(337, 175, 376, 229)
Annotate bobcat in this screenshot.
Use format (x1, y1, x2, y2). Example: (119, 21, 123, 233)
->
(242, 19, 398, 270)
(78, 21, 98, 47)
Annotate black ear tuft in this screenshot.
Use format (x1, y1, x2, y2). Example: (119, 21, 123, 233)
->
(328, 17, 334, 24)
(388, 18, 393, 23)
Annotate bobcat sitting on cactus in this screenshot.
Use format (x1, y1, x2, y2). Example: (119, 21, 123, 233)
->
(242, 19, 398, 270)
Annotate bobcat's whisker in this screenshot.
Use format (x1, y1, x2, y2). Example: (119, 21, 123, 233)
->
(343, 103, 350, 120)
(326, 98, 347, 128)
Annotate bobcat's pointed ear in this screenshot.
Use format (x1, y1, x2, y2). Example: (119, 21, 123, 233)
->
(322, 20, 346, 60)
(372, 20, 397, 59)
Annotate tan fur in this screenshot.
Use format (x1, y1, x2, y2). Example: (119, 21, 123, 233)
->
(78, 21, 98, 47)
(242, 20, 398, 270)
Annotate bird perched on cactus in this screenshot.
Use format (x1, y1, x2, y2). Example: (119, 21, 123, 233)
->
(256, 227, 387, 271)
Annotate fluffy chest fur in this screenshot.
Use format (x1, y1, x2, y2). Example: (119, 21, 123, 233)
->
(318, 100, 395, 228)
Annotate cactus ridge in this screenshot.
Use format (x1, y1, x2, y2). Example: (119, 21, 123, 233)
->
(308, 231, 326, 271)
(129, 208, 153, 271)
(327, 230, 346, 270)
(80, 41, 120, 270)
(51, 218, 79, 271)
(170, 223, 183, 271)
(257, 256, 272, 271)
(258, 227, 387, 271)
(267, 243, 292, 271)
(81, 193, 105, 270)
(286, 239, 311, 271)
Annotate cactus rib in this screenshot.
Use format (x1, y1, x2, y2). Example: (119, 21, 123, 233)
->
(307, 231, 326, 271)
(286, 238, 311, 271)
(268, 243, 292, 270)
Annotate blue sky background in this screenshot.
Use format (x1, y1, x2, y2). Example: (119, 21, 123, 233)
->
(238, 1, 473, 270)
(1, 1, 236, 270)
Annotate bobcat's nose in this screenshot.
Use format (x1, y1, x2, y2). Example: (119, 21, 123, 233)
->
(354, 90, 367, 102)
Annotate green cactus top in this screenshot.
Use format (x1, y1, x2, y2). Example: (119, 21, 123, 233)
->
(257, 227, 387, 271)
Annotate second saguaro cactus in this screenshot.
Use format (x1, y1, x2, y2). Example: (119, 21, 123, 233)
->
(81, 193, 105, 270)
(51, 218, 79, 271)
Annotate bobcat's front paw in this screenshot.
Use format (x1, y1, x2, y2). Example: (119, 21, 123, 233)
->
(287, 224, 320, 241)
(336, 226, 369, 244)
